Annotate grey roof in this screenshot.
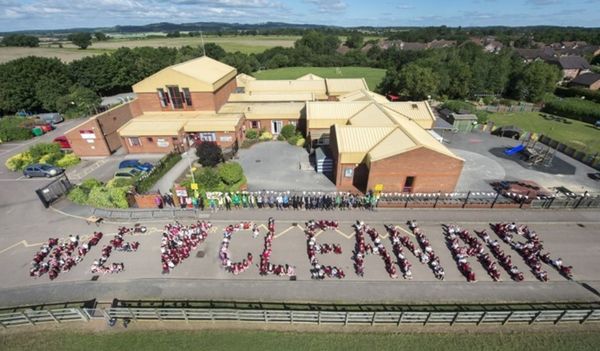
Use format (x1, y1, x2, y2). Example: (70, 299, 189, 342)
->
(570, 72, 600, 86)
(452, 113, 477, 121)
(555, 56, 592, 70)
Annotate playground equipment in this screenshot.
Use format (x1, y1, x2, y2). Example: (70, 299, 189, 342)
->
(504, 144, 525, 156)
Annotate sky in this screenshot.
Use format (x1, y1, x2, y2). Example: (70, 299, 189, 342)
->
(0, 0, 599, 32)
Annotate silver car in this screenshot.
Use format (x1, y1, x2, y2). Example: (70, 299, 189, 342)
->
(23, 163, 64, 178)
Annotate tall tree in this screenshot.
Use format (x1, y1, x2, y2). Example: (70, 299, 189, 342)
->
(68, 32, 92, 49)
(94, 32, 108, 41)
(345, 32, 364, 49)
(512, 61, 560, 102)
(397, 63, 439, 100)
(56, 85, 101, 118)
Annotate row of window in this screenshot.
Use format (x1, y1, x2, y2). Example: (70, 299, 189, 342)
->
(128, 136, 178, 146)
(157, 86, 193, 109)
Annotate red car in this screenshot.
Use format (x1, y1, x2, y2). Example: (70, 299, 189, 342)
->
(53, 136, 71, 149)
(40, 123, 54, 133)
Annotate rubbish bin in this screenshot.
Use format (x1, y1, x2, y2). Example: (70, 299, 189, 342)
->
(32, 127, 44, 136)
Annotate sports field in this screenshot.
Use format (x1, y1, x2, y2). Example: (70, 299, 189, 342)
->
(487, 112, 600, 155)
(0, 35, 300, 63)
(253, 66, 387, 91)
(1, 329, 598, 351)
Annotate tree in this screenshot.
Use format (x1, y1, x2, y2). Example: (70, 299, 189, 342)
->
(0, 57, 71, 114)
(166, 31, 181, 38)
(196, 167, 221, 190)
(196, 142, 223, 167)
(279, 124, 296, 140)
(221, 52, 260, 74)
(1, 34, 39, 47)
(94, 32, 108, 41)
(218, 162, 244, 186)
(397, 63, 439, 100)
(512, 61, 560, 102)
(345, 32, 364, 49)
(68, 32, 92, 49)
(56, 85, 101, 118)
(204, 43, 226, 60)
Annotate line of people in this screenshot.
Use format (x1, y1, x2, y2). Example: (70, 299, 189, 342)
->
(161, 221, 211, 274)
(385, 225, 414, 280)
(475, 230, 524, 282)
(353, 221, 398, 279)
(259, 218, 296, 277)
(219, 222, 255, 275)
(444, 225, 477, 282)
(30, 233, 99, 280)
(305, 220, 344, 279)
(449, 225, 502, 282)
(406, 220, 445, 280)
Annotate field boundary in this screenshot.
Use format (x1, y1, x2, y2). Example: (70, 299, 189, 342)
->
(3, 303, 600, 328)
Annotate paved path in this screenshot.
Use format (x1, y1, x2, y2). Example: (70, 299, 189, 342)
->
(150, 151, 193, 194)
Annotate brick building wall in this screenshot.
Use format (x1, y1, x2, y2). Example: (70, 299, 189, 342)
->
(121, 133, 186, 154)
(65, 101, 139, 157)
(64, 118, 111, 157)
(243, 119, 300, 134)
(135, 78, 237, 113)
(366, 148, 463, 193)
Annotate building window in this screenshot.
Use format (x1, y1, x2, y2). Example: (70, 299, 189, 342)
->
(167, 85, 183, 109)
(157, 88, 168, 107)
(147, 137, 153, 142)
(128, 137, 141, 146)
(344, 167, 354, 178)
(403, 176, 415, 193)
(199, 133, 216, 142)
(182, 88, 193, 106)
(251, 121, 260, 129)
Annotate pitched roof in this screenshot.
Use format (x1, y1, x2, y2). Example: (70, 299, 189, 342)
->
(236, 73, 256, 87)
(325, 78, 369, 96)
(380, 101, 437, 122)
(570, 72, 600, 86)
(367, 128, 417, 161)
(297, 73, 324, 80)
(348, 103, 396, 127)
(118, 119, 185, 137)
(246, 79, 327, 95)
(132, 56, 237, 93)
(307, 101, 371, 120)
(334, 125, 395, 153)
(117, 111, 243, 136)
(554, 56, 592, 70)
(219, 102, 305, 120)
(228, 92, 315, 102)
(337, 89, 389, 103)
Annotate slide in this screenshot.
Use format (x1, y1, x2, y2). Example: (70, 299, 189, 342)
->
(504, 144, 525, 156)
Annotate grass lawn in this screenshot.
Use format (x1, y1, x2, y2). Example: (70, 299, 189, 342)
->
(1, 329, 599, 351)
(253, 66, 386, 91)
(487, 111, 600, 155)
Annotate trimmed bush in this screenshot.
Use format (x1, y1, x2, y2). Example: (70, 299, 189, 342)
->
(245, 129, 259, 140)
(87, 186, 114, 208)
(296, 137, 306, 147)
(542, 98, 600, 124)
(135, 152, 182, 194)
(441, 100, 476, 114)
(67, 187, 88, 205)
(107, 187, 130, 209)
(79, 178, 103, 192)
(29, 142, 61, 162)
(218, 162, 244, 186)
(55, 153, 80, 168)
(277, 134, 286, 141)
(280, 124, 296, 140)
(555, 86, 600, 104)
(259, 131, 273, 141)
(197, 167, 221, 190)
(287, 135, 299, 145)
(241, 139, 259, 149)
(5, 152, 33, 171)
(107, 177, 134, 188)
(0, 117, 33, 142)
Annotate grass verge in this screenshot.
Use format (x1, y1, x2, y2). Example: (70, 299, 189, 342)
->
(487, 111, 600, 155)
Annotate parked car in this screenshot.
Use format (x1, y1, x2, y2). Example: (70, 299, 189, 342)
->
(53, 136, 71, 149)
(114, 167, 142, 179)
(588, 172, 600, 181)
(39, 123, 54, 133)
(23, 163, 64, 178)
(37, 113, 64, 125)
(118, 160, 153, 172)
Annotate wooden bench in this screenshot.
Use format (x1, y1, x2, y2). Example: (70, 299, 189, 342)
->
(85, 216, 103, 226)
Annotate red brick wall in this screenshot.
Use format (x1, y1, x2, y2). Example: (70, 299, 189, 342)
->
(243, 119, 299, 134)
(135, 77, 237, 113)
(121, 132, 186, 154)
(366, 147, 464, 193)
(65, 118, 112, 157)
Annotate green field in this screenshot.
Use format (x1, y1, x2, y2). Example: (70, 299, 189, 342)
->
(1, 329, 599, 351)
(488, 111, 600, 154)
(253, 66, 386, 91)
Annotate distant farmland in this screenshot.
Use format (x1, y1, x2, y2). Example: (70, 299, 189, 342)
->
(253, 66, 387, 91)
(0, 35, 300, 63)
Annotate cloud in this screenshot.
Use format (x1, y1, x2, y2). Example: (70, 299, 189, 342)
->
(527, 0, 560, 6)
(396, 4, 415, 10)
(305, 0, 347, 13)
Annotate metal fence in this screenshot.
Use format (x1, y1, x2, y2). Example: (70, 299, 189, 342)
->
(2, 307, 600, 328)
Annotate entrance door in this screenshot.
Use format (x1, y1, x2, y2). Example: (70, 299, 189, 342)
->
(403, 176, 415, 193)
(271, 120, 283, 134)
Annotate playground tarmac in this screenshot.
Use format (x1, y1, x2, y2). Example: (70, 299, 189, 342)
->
(446, 131, 599, 192)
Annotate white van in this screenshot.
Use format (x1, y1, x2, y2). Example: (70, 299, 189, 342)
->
(37, 113, 64, 124)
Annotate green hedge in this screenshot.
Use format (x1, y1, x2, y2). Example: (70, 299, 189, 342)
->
(135, 152, 182, 194)
(542, 98, 600, 124)
(67, 178, 130, 209)
(440, 100, 476, 114)
(555, 86, 600, 104)
(0, 117, 33, 142)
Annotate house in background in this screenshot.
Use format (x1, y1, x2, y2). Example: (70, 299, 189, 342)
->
(569, 72, 600, 91)
(548, 56, 592, 80)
